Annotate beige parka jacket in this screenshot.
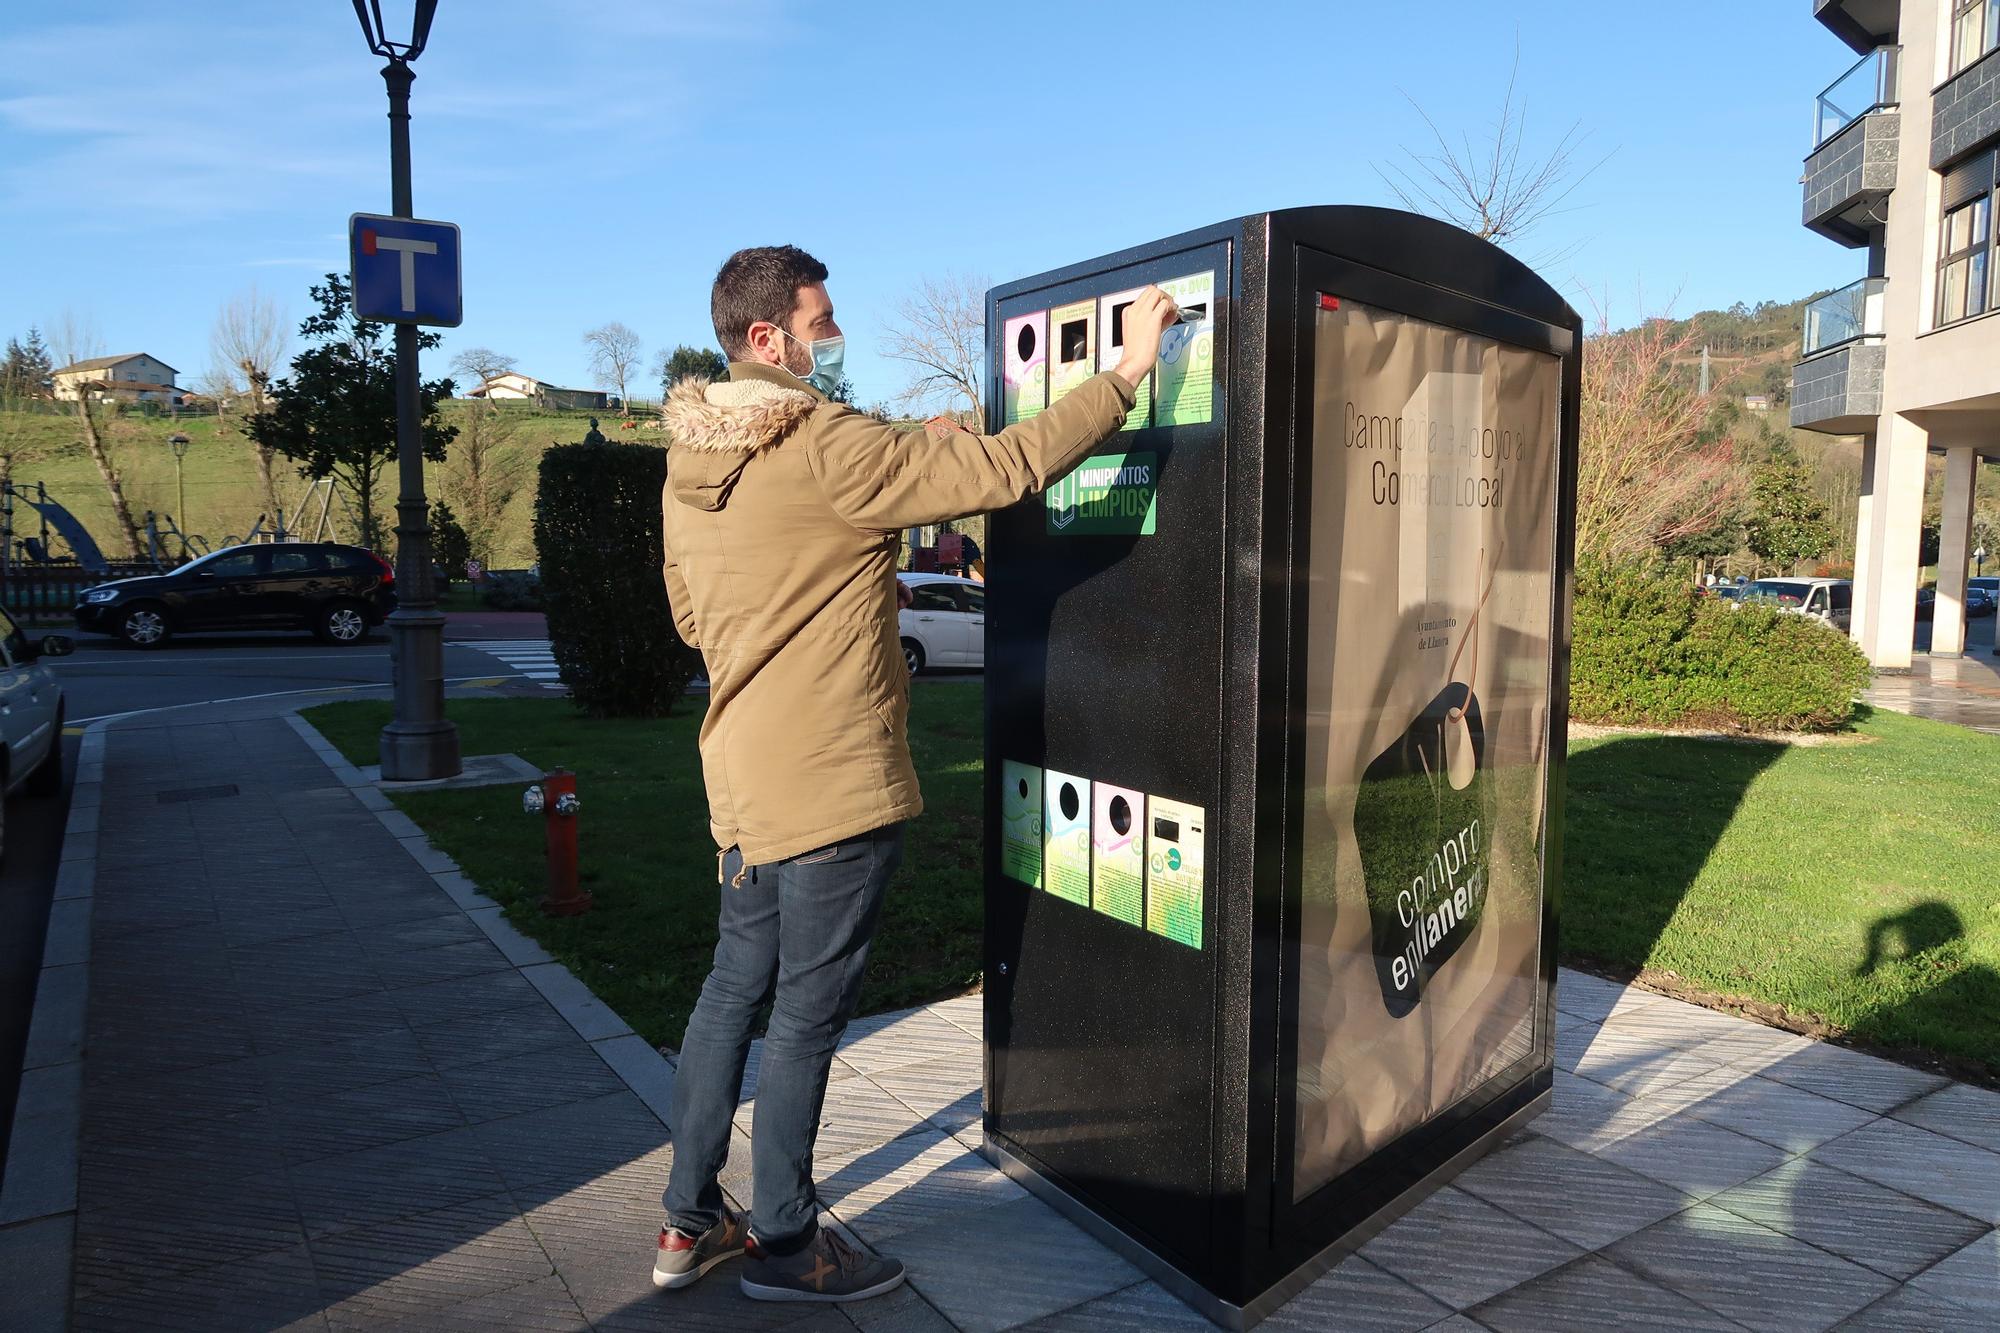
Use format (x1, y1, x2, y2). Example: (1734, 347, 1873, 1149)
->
(660, 360, 1136, 865)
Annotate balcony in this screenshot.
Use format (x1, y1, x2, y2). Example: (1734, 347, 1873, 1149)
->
(1792, 278, 1886, 432)
(1814, 0, 1898, 55)
(1802, 276, 1886, 355)
(1804, 47, 1900, 245)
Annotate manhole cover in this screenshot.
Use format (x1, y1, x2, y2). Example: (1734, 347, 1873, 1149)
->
(156, 784, 241, 804)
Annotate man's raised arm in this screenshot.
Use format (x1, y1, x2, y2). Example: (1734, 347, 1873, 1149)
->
(806, 286, 1179, 531)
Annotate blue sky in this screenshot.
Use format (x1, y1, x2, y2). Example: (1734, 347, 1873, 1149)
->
(1, 1, 1863, 407)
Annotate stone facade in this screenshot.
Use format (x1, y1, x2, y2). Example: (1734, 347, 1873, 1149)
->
(1931, 49, 2000, 166)
(1791, 342, 1885, 429)
(1804, 112, 1900, 243)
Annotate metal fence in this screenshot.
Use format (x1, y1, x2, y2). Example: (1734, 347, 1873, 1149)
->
(2, 560, 170, 621)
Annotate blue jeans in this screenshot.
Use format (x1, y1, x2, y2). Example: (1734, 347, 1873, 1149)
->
(664, 824, 904, 1248)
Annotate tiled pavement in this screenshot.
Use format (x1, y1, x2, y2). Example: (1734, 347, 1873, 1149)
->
(4, 700, 1998, 1331)
(1864, 649, 2000, 735)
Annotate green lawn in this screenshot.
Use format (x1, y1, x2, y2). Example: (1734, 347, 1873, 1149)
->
(304, 693, 2000, 1077)
(1564, 708, 2000, 1078)
(303, 689, 982, 1047)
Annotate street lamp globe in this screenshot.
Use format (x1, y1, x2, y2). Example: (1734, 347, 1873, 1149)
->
(350, 0, 438, 61)
(167, 431, 191, 460)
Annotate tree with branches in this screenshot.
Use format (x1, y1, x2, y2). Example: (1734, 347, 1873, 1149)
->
(437, 398, 527, 567)
(880, 273, 987, 430)
(449, 346, 517, 400)
(1376, 47, 1601, 257)
(209, 287, 288, 524)
(1574, 311, 1745, 561)
(654, 344, 727, 398)
(246, 274, 456, 551)
(50, 313, 143, 559)
(583, 322, 642, 413)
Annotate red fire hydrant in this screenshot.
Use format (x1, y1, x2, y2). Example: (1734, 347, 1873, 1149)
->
(523, 769, 592, 916)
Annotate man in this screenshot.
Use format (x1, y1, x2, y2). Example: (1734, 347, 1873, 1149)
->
(654, 244, 1175, 1302)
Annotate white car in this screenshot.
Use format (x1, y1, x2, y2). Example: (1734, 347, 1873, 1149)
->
(0, 604, 72, 860)
(1739, 577, 1852, 632)
(897, 573, 984, 675)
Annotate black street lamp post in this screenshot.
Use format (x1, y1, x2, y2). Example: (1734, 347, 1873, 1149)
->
(352, 0, 459, 781)
(167, 432, 192, 556)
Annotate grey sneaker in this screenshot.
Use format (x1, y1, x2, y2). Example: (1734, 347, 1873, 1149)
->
(739, 1225, 905, 1303)
(652, 1210, 746, 1289)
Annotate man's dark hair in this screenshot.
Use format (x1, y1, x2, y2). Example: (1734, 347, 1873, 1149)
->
(711, 245, 829, 360)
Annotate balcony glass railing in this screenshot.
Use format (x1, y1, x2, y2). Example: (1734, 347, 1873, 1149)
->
(1813, 46, 1900, 149)
(1802, 277, 1886, 356)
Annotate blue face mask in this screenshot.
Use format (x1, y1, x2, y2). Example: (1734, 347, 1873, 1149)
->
(780, 328, 846, 397)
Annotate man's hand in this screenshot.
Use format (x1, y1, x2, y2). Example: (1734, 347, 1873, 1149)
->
(895, 580, 913, 611)
(1112, 286, 1181, 392)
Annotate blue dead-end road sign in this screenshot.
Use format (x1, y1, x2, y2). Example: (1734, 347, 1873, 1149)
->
(349, 213, 462, 327)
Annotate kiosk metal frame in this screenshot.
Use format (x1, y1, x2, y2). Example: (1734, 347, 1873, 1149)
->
(979, 208, 1580, 1328)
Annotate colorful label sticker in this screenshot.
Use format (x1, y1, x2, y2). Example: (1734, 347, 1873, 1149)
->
(1098, 289, 1152, 431)
(1047, 299, 1096, 406)
(1043, 769, 1092, 906)
(1155, 271, 1215, 427)
(1145, 795, 1204, 949)
(1000, 760, 1043, 889)
(1003, 310, 1048, 425)
(1046, 450, 1157, 536)
(1090, 783, 1145, 926)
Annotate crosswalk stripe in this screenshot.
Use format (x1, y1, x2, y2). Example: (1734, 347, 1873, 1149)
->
(460, 639, 565, 692)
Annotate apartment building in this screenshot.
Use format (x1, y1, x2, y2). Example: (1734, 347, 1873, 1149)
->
(1795, 0, 2000, 667)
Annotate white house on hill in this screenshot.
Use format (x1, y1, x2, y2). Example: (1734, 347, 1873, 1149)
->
(462, 371, 617, 411)
(50, 353, 180, 403)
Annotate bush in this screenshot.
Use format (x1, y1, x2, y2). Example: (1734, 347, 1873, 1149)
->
(479, 569, 544, 611)
(533, 441, 701, 717)
(1571, 560, 1872, 731)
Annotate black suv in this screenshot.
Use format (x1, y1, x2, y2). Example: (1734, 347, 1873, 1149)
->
(74, 543, 397, 649)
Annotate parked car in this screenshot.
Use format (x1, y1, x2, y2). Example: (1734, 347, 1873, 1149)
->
(73, 542, 397, 649)
(0, 602, 72, 861)
(1916, 584, 1998, 619)
(896, 572, 984, 675)
(1738, 577, 1852, 631)
(1971, 575, 2000, 605)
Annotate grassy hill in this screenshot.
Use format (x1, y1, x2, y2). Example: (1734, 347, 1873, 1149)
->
(0, 399, 620, 566)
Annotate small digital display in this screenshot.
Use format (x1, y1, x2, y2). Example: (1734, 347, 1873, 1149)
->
(1153, 818, 1180, 842)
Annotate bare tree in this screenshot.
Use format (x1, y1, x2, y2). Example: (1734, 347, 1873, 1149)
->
(448, 346, 517, 400)
(1376, 46, 1601, 257)
(1575, 308, 1745, 561)
(436, 405, 527, 567)
(49, 312, 143, 560)
(582, 323, 642, 413)
(879, 273, 987, 430)
(210, 287, 288, 524)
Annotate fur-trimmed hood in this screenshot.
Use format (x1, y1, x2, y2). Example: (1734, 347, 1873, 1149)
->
(663, 374, 820, 512)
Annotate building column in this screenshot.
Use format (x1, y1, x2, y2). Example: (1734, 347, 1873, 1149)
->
(1862, 414, 1928, 670)
(1932, 445, 1978, 657)
(1850, 434, 1878, 651)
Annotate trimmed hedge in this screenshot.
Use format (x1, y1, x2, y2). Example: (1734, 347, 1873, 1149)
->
(1571, 560, 1872, 732)
(479, 569, 544, 611)
(533, 442, 701, 717)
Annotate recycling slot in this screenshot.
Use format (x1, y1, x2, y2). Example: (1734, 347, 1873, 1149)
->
(979, 207, 1580, 1329)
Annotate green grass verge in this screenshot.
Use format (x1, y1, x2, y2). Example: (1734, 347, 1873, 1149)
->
(1564, 707, 2000, 1077)
(303, 689, 981, 1047)
(304, 694, 2000, 1077)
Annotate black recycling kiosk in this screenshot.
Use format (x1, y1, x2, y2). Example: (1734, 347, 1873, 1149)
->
(979, 207, 1579, 1328)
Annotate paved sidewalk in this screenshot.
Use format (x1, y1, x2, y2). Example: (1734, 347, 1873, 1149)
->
(1865, 650, 2000, 735)
(6, 699, 1998, 1330)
